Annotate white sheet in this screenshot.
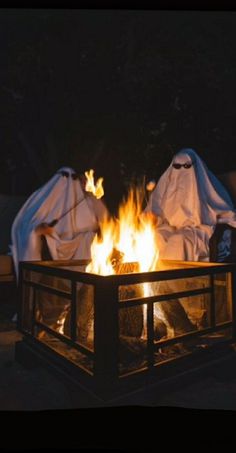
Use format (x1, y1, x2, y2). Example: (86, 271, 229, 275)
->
(145, 148, 236, 261)
(11, 167, 108, 279)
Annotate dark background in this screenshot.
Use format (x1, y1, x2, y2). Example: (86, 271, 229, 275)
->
(1, 8, 236, 212)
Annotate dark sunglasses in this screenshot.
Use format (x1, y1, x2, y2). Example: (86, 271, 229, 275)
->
(172, 162, 193, 169)
(58, 170, 79, 180)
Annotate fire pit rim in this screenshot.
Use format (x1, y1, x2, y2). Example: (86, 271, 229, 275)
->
(19, 259, 236, 286)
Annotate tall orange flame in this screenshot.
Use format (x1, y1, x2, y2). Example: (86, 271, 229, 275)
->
(86, 186, 159, 276)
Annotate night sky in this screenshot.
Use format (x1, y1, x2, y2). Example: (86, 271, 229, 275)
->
(1, 9, 236, 212)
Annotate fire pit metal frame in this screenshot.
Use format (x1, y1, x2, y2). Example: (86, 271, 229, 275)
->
(16, 259, 236, 397)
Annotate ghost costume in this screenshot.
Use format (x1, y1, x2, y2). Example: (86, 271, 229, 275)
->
(145, 148, 236, 262)
(11, 166, 108, 280)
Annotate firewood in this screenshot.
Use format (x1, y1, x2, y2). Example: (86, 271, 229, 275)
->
(118, 268, 144, 338)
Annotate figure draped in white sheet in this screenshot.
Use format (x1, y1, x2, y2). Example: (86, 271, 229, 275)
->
(144, 148, 236, 261)
(11, 167, 108, 279)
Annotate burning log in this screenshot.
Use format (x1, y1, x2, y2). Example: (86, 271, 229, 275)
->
(119, 288, 144, 338)
(154, 317, 167, 340)
(113, 259, 144, 338)
(153, 281, 195, 338)
(73, 283, 94, 345)
(155, 298, 195, 337)
(116, 260, 145, 362)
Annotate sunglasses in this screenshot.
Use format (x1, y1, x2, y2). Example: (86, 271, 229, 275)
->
(58, 170, 79, 180)
(172, 163, 193, 169)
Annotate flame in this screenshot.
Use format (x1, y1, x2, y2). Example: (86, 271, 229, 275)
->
(146, 180, 156, 192)
(86, 218, 116, 275)
(86, 186, 159, 275)
(85, 169, 104, 199)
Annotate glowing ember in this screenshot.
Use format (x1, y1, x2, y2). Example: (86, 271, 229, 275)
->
(146, 180, 156, 192)
(85, 169, 104, 199)
(86, 186, 159, 276)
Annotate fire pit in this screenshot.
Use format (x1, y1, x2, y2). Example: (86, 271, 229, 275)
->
(15, 258, 236, 399)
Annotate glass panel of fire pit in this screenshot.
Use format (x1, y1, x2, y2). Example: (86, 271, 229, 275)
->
(117, 269, 233, 374)
(154, 293, 211, 340)
(214, 273, 232, 324)
(117, 276, 211, 374)
(153, 326, 233, 365)
(23, 269, 38, 282)
(35, 288, 70, 336)
(152, 276, 233, 364)
(21, 283, 34, 333)
(23, 270, 71, 293)
(32, 278, 94, 351)
(34, 326, 94, 374)
(118, 275, 210, 301)
(75, 283, 94, 350)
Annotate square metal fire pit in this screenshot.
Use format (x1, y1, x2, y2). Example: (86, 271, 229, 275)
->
(15, 259, 236, 399)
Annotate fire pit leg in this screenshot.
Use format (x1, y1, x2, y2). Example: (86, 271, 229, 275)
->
(94, 281, 119, 394)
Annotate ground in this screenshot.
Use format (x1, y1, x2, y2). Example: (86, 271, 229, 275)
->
(1, 285, 236, 412)
(1, 284, 236, 449)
